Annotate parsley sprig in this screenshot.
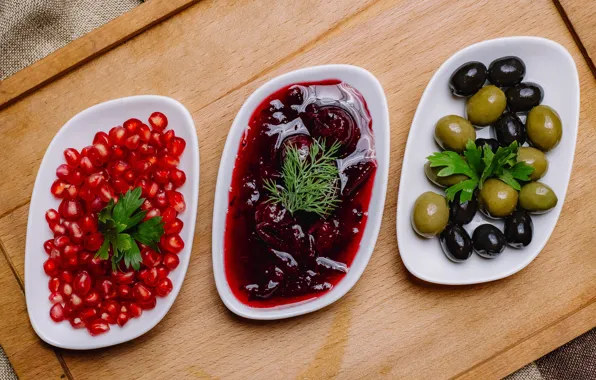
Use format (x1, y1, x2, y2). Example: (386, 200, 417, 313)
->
(427, 140, 534, 203)
(264, 139, 341, 218)
(96, 187, 164, 271)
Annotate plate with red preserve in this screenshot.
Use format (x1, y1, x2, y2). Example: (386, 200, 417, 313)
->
(25, 95, 199, 349)
(213, 65, 389, 319)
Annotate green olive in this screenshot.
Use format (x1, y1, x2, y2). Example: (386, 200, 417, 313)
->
(411, 192, 449, 238)
(466, 85, 507, 127)
(517, 147, 549, 181)
(424, 161, 468, 188)
(519, 182, 558, 214)
(434, 115, 476, 153)
(527, 105, 562, 152)
(478, 179, 518, 218)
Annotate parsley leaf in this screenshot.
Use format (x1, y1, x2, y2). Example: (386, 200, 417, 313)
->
(112, 187, 146, 232)
(445, 178, 479, 203)
(463, 140, 484, 174)
(427, 150, 477, 179)
(131, 216, 164, 251)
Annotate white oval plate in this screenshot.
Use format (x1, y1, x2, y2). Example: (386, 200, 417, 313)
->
(213, 65, 390, 319)
(397, 37, 579, 285)
(25, 95, 200, 349)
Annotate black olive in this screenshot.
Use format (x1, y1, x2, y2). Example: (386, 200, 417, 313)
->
(449, 61, 488, 97)
(504, 210, 533, 248)
(450, 193, 477, 225)
(475, 138, 499, 153)
(488, 56, 526, 87)
(492, 112, 526, 146)
(506, 82, 544, 112)
(472, 224, 506, 258)
(440, 224, 473, 262)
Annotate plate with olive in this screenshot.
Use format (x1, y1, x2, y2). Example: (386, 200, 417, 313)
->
(397, 36, 579, 285)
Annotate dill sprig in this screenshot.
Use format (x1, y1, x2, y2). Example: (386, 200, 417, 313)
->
(263, 139, 341, 218)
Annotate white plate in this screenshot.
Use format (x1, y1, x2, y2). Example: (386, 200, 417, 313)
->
(397, 36, 580, 285)
(212, 65, 390, 319)
(25, 95, 200, 349)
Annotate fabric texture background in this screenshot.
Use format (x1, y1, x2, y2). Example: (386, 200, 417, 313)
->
(0, 1, 594, 379)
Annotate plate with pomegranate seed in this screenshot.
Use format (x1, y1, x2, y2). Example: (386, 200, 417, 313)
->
(213, 65, 389, 319)
(25, 95, 199, 349)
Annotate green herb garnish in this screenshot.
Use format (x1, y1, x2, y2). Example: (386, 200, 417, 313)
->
(96, 187, 164, 271)
(264, 139, 341, 218)
(427, 140, 534, 203)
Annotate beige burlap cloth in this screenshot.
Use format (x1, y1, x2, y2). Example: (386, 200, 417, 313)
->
(0, 1, 594, 379)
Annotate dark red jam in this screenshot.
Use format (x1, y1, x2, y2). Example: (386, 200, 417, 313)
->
(225, 80, 377, 307)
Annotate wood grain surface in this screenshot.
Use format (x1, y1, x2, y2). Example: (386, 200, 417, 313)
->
(0, 0, 199, 110)
(0, 0, 595, 379)
(558, 0, 596, 73)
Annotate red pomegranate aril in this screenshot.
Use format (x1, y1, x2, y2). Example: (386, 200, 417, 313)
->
(43, 258, 59, 276)
(170, 169, 186, 188)
(113, 269, 136, 285)
(99, 279, 115, 299)
(159, 154, 180, 168)
(70, 170, 84, 186)
(63, 244, 81, 259)
(161, 207, 177, 224)
(56, 164, 72, 182)
(49, 277, 61, 292)
(124, 118, 142, 133)
(164, 218, 183, 235)
(69, 317, 86, 329)
(146, 182, 159, 199)
(68, 294, 84, 310)
(140, 199, 153, 211)
(132, 283, 152, 302)
(50, 179, 69, 198)
(80, 307, 98, 322)
(117, 312, 130, 327)
(163, 182, 174, 191)
(154, 190, 168, 210)
(153, 170, 169, 185)
(59, 199, 85, 221)
(60, 270, 74, 284)
(44, 239, 56, 254)
(111, 160, 130, 175)
(101, 300, 120, 316)
(73, 271, 92, 296)
(129, 303, 142, 318)
(51, 223, 67, 236)
(117, 284, 131, 299)
(84, 290, 100, 306)
(65, 184, 79, 199)
(63, 303, 75, 319)
(161, 129, 175, 145)
(156, 266, 169, 279)
(148, 112, 168, 132)
(61, 283, 73, 297)
(79, 156, 95, 175)
(110, 145, 126, 160)
(45, 209, 60, 225)
(64, 148, 81, 168)
(98, 183, 115, 202)
(50, 303, 65, 322)
(138, 296, 157, 310)
(163, 253, 180, 270)
(138, 124, 151, 142)
(78, 184, 94, 201)
(81, 145, 102, 166)
(143, 267, 159, 287)
(161, 234, 184, 254)
(155, 277, 173, 297)
(125, 134, 140, 150)
(86, 172, 105, 188)
(63, 220, 72, 229)
(93, 131, 110, 146)
(93, 143, 110, 163)
(63, 256, 79, 270)
(54, 235, 70, 249)
(144, 208, 160, 221)
(88, 320, 110, 336)
(49, 292, 64, 304)
(168, 137, 186, 157)
(109, 126, 127, 145)
(88, 196, 104, 212)
(80, 214, 98, 234)
(166, 191, 186, 213)
(78, 251, 92, 265)
(68, 221, 84, 243)
(84, 232, 104, 252)
(139, 143, 156, 156)
(122, 169, 136, 184)
(141, 248, 161, 268)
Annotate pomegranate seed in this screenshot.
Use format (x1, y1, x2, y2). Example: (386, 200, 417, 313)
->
(84, 290, 100, 306)
(156, 266, 169, 279)
(117, 312, 130, 327)
(49, 277, 61, 292)
(109, 126, 127, 145)
(59, 199, 84, 221)
(152, 169, 170, 184)
(56, 164, 72, 182)
(70, 170, 84, 186)
(161, 234, 184, 254)
(164, 218, 183, 235)
(80, 214, 98, 234)
(140, 199, 153, 211)
(63, 244, 81, 259)
(148, 112, 168, 132)
(51, 223, 67, 236)
(168, 137, 186, 157)
(80, 307, 98, 322)
(79, 156, 95, 175)
(69, 317, 86, 329)
(73, 271, 92, 296)
(166, 191, 186, 213)
(137, 268, 148, 282)
(86, 172, 105, 188)
(117, 284, 131, 299)
(44, 239, 56, 254)
(43, 258, 59, 276)
(93, 143, 110, 163)
(88, 320, 110, 336)
(129, 303, 142, 318)
(93, 131, 110, 146)
(64, 148, 81, 167)
(170, 169, 186, 188)
(50, 303, 65, 322)
(78, 184, 94, 201)
(139, 143, 156, 156)
(132, 283, 153, 302)
(125, 134, 140, 150)
(84, 232, 104, 252)
(163, 253, 180, 270)
(61, 283, 73, 297)
(161, 207, 177, 223)
(50, 179, 69, 198)
(99, 279, 115, 299)
(68, 221, 84, 243)
(141, 248, 161, 268)
(48, 292, 64, 304)
(146, 182, 159, 199)
(144, 267, 159, 287)
(112, 269, 135, 284)
(78, 251, 92, 265)
(68, 294, 84, 310)
(138, 124, 151, 142)
(149, 133, 162, 150)
(111, 178, 130, 196)
(63, 303, 75, 319)
(159, 154, 180, 168)
(164, 182, 175, 191)
(98, 183, 115, 202)
(144, 208, 160, 222)
(155, 277, 173, 297)
(45, 209, 60, 225)
(82, 145, 103, 166)
(88, 196, 104, 212)
(65, 184, 79, 199)
(138, 296, 157, 310)
(60, 270, 74, 284)
(124, 118, 142, 133)
(63, 220, 72, 229)
(110, 145, 127, 160)
(54, 235, 70, 249)
(161, 129, 175, 145)
(122, 170, 136, 184)
(63, 256, 79, 270)
(110, 160, 129, 175)
(101, 300, 120, 316)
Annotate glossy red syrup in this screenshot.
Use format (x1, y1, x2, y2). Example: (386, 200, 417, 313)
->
(225, 80, 377, 308)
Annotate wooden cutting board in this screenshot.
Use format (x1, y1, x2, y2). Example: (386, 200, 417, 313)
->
(0, 0, 595, 379)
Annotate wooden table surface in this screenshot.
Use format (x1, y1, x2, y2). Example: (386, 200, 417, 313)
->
(1, 0, 595, 379)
